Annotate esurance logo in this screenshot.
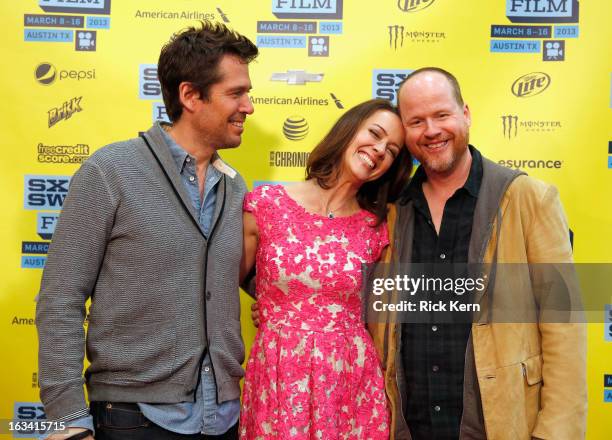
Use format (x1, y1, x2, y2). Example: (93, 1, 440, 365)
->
(39, 0, 111, 15)
(139, 64, 161, 99)
(24, 175, 71, 210)
(397, 0, 437, 13)
(272, 0, 343, 19)
(372, 69, 413, 104)
(511, 72, 551, 97)
(506, 0, 579, 23)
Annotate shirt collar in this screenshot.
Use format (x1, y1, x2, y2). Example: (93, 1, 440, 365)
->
(157, 122, 222, 177)
(402, 144, 483, 203)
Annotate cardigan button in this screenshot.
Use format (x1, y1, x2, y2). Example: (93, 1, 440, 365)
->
(206, 291, 212, 300)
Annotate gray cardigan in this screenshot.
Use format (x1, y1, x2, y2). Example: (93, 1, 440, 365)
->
(36, 124, 246, 421)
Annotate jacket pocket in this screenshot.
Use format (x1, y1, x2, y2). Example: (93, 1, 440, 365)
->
(521, 353, 543, 434)
(521, 354, 543, 385)
(102, 320, 177, 383)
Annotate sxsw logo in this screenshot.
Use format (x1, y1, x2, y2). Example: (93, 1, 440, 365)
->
(506, 0, 579, 23)
(139, 64, 161, 99)
(372, 69, 413, 104)
(272, 0, 343, 19)
(24, 175, 71, 210)
(397, 0, 437, 13)
(13, 402, 47, 437)
(38, 0, 111, 15)
(37, 212, 59, 239)
(606, 304, 612, 342)
(511, 72, 551, 97)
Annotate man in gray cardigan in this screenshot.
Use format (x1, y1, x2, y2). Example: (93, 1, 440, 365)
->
(36, 21, 258, 440)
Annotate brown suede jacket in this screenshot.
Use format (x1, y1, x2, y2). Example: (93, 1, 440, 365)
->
(369, 154, 587, 440)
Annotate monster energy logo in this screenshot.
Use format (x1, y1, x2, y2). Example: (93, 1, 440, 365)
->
(501, 115, 519, 139)
(388, 25, 405, 49)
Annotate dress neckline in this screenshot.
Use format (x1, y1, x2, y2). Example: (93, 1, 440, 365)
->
(278, 184, 369, 221)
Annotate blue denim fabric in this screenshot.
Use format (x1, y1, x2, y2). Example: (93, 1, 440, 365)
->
(137, 125, 240, 434)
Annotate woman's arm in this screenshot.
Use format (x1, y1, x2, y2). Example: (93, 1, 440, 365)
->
(240, 211, 259, 285)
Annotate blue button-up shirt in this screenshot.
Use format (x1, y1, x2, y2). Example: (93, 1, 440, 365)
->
(53, 125, 240, 437)
(138, 125, 240, 435)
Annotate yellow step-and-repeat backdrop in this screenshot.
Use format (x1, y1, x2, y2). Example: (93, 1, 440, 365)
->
(1, 0, 611, 438)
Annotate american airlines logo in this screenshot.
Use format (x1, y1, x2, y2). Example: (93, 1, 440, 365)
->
(216, 7, 229, 22)
(270, 70, 323, 85)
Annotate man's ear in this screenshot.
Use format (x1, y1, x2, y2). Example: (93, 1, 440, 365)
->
(177, 82, 202, 114)
(463, 103, 472, 127)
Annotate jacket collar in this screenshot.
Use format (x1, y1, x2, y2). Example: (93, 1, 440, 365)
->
(141, 123, 231, 239)
(394, 146, 524, 264)
(467, 150, 525, 263)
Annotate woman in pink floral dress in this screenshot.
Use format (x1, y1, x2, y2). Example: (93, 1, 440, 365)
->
(239, 100, 412, 439)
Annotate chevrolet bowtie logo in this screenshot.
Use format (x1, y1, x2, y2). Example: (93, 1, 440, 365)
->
(270, 70, 324, 85)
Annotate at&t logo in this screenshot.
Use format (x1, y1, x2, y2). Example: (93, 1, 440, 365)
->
(283, 116, 309, 141)
(511, 72, 551, 97)
(397, 0, 436, 12)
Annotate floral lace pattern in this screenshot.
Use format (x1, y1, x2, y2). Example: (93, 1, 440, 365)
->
(239, 185, 389, 440)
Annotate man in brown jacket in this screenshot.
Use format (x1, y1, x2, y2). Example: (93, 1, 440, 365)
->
(369, 67, 587, 440)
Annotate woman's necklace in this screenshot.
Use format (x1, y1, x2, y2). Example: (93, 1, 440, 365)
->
(325, 197, 354, 219)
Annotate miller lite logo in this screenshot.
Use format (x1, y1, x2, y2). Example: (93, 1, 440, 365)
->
(397, 0, 436, 13)
(511, 72, 551, 97)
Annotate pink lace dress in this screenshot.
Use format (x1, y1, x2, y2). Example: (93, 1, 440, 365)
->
(239, 184, 389, 440)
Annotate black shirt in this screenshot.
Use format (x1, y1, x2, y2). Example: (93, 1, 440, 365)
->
(401, 146, 483, 440)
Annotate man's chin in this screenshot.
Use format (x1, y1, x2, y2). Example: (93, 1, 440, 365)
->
(421, 157, 456, 175)
(217, 137, 242, 150)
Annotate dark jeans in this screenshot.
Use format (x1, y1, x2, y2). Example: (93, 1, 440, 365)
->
(91, 402, 238, 440)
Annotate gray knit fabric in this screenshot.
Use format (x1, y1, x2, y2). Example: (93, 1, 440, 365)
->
(36, 124, 246, 421)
